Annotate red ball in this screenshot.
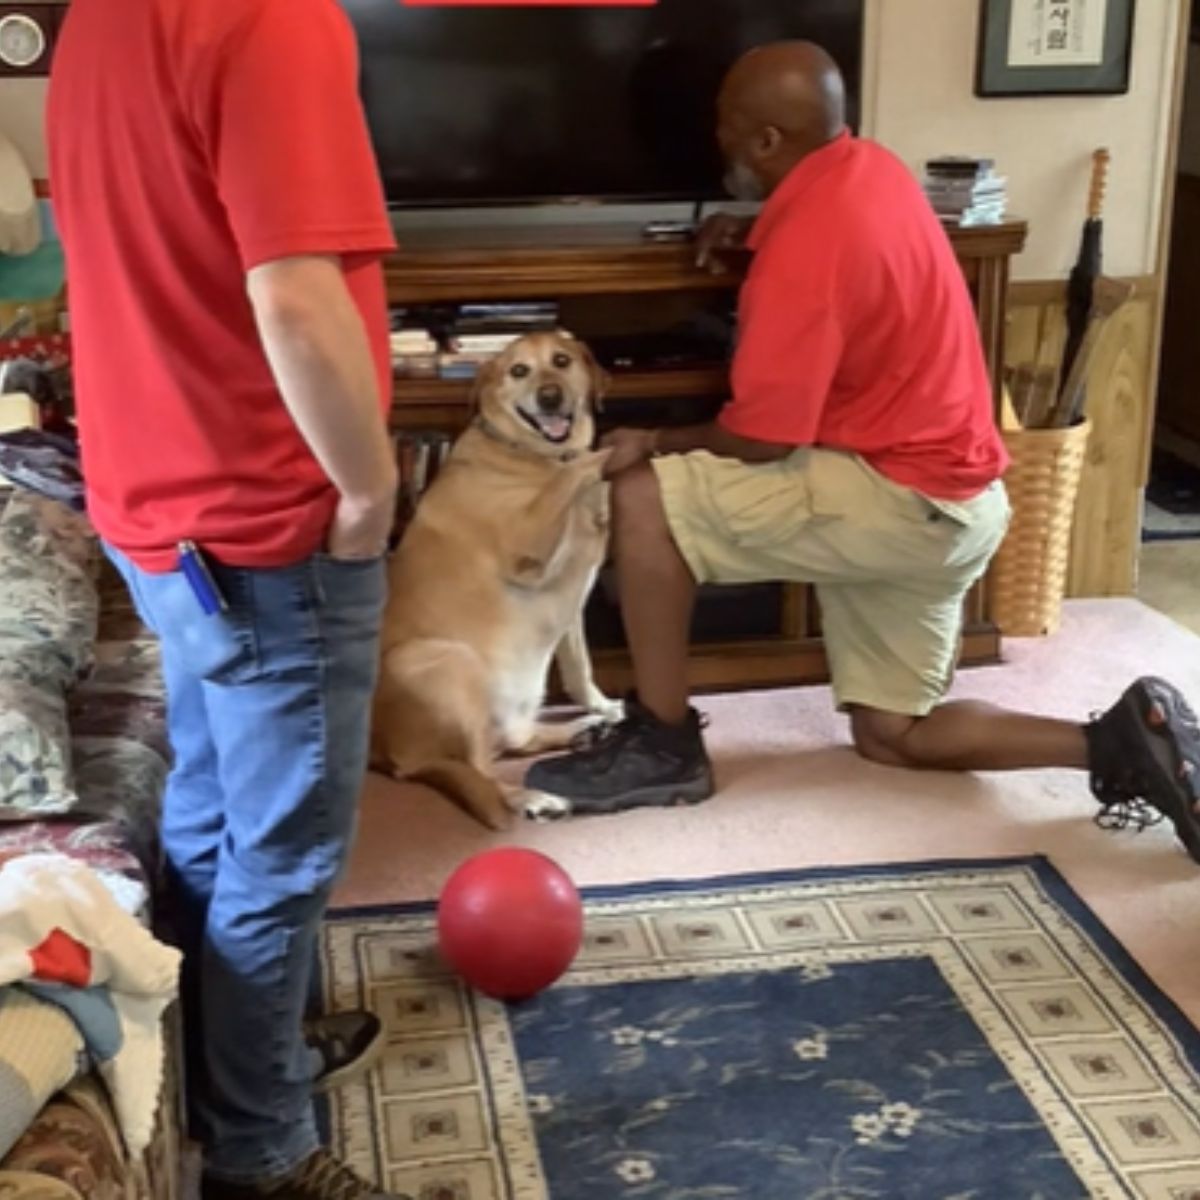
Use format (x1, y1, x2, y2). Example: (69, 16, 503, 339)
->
(437, 849, 584, 1001)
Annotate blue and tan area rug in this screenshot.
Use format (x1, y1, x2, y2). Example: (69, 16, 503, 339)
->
(318, 859, 1200, 1200)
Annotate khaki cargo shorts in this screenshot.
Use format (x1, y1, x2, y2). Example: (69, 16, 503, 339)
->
(653, 448, 1011, 716)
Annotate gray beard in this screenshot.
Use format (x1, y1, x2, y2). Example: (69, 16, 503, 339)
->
(723, 160, 765, 202)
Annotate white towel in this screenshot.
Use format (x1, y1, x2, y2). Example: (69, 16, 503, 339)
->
(0, 852, 181, 1156)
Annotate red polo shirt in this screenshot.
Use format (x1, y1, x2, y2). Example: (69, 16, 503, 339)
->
(722, 133, 1008, 500)
(48, 0, 396, 571)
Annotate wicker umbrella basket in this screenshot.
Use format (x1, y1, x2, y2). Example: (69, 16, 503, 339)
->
(991, 417, 1091, 638)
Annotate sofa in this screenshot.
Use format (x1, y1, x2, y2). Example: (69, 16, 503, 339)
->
(0, 484, 187, 1198)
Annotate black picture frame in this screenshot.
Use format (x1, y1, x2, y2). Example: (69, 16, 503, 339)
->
(976, 0, 1136, 97)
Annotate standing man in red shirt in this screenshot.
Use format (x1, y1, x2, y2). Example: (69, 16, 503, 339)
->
(528, 42, 1200, 867)
(49, 1, 411, 1196)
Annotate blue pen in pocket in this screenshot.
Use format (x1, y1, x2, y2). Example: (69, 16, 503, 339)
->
(178, 540, 227, 615)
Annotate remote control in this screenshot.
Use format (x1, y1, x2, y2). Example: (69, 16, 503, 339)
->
(641, 220, 697, 242)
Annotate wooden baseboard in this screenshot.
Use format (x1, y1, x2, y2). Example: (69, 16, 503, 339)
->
(586, 624, 1002, 697)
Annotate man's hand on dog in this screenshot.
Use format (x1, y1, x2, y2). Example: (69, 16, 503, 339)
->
(600, 428, 657, 476)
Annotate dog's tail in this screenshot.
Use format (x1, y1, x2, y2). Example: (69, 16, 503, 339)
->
(408, 760, 512, 831)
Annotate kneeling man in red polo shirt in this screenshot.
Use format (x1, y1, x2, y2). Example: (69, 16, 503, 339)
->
(526, 41, 1200, 865)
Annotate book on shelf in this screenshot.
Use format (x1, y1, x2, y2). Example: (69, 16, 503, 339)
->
(949, 208, 1008, 228)
(435, 323, 579, 376)
(392, 429, 454, 536)
(393, 356, 439, 380)
(933, 197, 1008, 216)
(447, 332, 521, 354)
(923, 155, 1007, 227)
(451, 301, 560, 335)
(924, 177, 1007, 204)
(438, 354, 484, 379)
(457, 302, 557, 317)
(451, 319, 559, 337)
(389, 301, 561, 343)
(390, 327, 440, 379)
(391, 329, 436, 350)
(924, 156, 996, 178)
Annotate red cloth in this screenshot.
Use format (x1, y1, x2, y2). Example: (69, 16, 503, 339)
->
(47, 0, 396, 571)
(721, 133, 1008, 501)
(29, 927, 92, 988)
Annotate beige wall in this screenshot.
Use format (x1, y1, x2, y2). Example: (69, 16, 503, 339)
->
(0, 78, 48, 178)
(862, 0, 1184, 280)
(1, 2, 1185, 280)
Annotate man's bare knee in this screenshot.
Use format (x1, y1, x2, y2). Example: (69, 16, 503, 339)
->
(612, 462, 670, 542)
(613, 461, 659, 511)
(850, 707, 917, 768)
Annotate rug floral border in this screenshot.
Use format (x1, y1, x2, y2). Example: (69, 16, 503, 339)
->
(320, 857, 1200, 1200)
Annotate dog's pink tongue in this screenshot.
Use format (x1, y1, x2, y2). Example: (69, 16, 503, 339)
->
(542, 415, 571, 440)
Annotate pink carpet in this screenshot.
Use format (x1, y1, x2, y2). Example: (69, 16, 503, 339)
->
(335, 598, 1200, 1026)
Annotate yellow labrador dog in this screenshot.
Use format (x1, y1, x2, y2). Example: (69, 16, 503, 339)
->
(370, 331, 622, 828)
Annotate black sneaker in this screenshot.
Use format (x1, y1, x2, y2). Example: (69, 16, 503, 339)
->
(202, 1149, 410, 1199)
(524, 694, 714, 816)
(1085, 676, 1200, 863)
(305, 1010, 385, 1093)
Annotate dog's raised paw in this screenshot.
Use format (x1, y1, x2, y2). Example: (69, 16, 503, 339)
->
(521, 790, 572, 822)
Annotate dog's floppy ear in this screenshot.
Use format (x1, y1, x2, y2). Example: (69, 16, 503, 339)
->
(468, 354, 503, 419)
(576, 339, 611, 414)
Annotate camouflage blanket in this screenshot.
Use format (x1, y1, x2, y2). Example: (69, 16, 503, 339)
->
(0, 489, 167, 836)
(0, 489, 98, 817)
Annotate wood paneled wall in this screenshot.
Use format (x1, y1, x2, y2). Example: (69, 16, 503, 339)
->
(1005, 278, 1158, 597)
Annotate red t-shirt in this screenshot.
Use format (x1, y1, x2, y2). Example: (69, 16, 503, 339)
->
(721, 133, 1008, 500)
(47, 0, 396, 571)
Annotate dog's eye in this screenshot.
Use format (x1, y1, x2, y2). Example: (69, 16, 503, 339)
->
(509, 363, 531, 379)
(552, 353, 572, 370)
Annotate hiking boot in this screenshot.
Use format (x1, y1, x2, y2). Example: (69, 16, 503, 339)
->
(524, 693, 714, 816)
(305, 1010, 385, 1093)
(1086, 676, 1200, 863)
(202, 1149, 411, 1200)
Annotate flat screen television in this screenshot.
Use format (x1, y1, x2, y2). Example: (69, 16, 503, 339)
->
(339, 0, 864, 208)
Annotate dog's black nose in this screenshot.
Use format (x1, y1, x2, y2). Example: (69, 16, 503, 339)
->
(536, 383, 565, 412)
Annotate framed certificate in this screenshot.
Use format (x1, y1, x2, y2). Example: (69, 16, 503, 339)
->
(976, 0, 1135, 96)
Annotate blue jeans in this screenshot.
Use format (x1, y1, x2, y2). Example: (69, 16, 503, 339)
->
(107, 545, 386, 1182)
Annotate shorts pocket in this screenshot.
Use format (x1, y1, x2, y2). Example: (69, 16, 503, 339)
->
(714, 455, 826, 550)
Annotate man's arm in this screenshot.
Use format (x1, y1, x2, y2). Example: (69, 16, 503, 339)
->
(653, 421, 793, 462)
(248, 255, 397, 558)
(600, 419, 793, 476)
(602, 243, 843, 476)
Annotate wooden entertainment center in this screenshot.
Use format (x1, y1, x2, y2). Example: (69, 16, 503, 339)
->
(386, 219, 1028, 694)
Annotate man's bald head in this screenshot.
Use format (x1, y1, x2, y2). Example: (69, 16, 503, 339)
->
(716, 41, 847, 200)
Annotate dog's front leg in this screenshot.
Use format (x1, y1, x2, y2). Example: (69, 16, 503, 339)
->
(501, 783, 572, 823)
(502, 714, 601, 756)
(556, 614, 623, 723)
(501, 452, 610, 588)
